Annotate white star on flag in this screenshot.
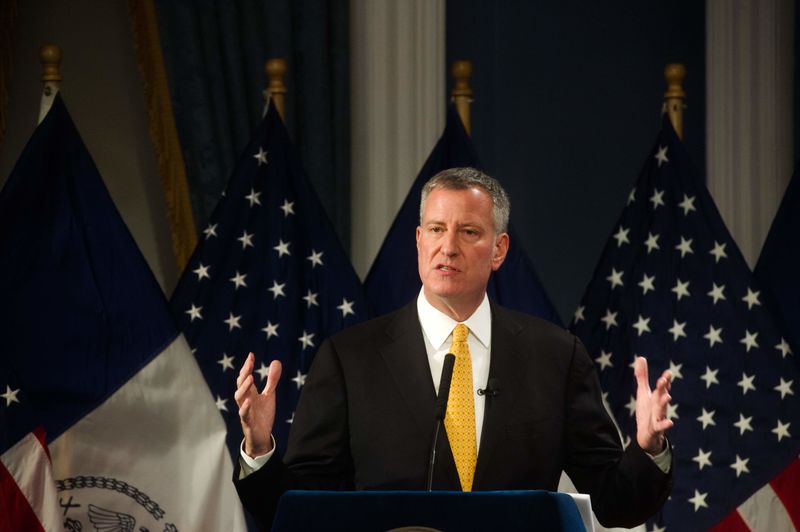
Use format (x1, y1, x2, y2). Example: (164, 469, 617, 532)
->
(644, 232, 660, 253)
(186, 304, 203, 322)
(306, 249, 324, 268)
(253, 146, 268, 166)
(303, 290, 319, 308)
(734, 414, 753, 435)
(607, 268, 625, 289)
(262, 321, 279, 339)
(595, 350, 613, 370)
(613, 226, 630, 247)
(678, 194, 696, 215)
(697, 408, 716, 429)
(337, 298, 355, 317)
(268, 280, 286, 299)
(224, 313, 242, 331)
(649, 189, 665, 209)
(693, 449, 712, 470)
(741, 288, 761, 310)
(217, 353, 235, 371)
(774, 378, 794, 399)
(772, 420, 791, 442)
(737, 373, 756, 395)
(238, 231, 254, 249)
(255, 363, 270, 381)
(667, 361, 683, 380)
(700, 366, 720, 388)
(193, 263, 210, 280)
(703, 324, 723, 347)
(740, 330, 759, 352)
(245, 188, 262, 207)
(632, 315, 652, 336)
(230, 271, 247, 290)
(688, 490, 709, 512)
(707, 283, 726, 304)
(215, 395, 229, 412)
(203, 223, 218, 239)
(600, 309, 618, 330)
(709, 241, 727, 263)
(668, 319, 687, 341)
(280, 199, 295, 217)
(675, 236, 694, 258)
(298, 331, 315, 349)
(638, 273, 656, 294)
(671, 279, 690, 300)
(654, 145, 669, 167)
(291, 371, 307, 390)
(2, 385, 20, 406)
(730, 455, 750, 477)
(273, 239, 291, 257)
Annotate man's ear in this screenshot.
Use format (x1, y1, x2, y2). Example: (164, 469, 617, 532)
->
(491, 232, 510, 271)
(415, 226, 422, 248)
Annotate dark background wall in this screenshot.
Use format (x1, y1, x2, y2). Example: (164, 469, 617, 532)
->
(446, 1, 706, 322)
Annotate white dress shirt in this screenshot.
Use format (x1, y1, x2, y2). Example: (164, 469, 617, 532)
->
(416, 289, 491, 453)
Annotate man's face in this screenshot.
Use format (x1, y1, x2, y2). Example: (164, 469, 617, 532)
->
(416, 186, 509, 316)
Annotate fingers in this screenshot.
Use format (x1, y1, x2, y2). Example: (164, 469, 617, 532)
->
(237, 352, 255, 388)
(263, 360, 283, 396)
(634, 356, 651, 394)
(234, 373, 254, 405)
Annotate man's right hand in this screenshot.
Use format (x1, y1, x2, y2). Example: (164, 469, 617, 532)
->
(235, 353, 282, 458)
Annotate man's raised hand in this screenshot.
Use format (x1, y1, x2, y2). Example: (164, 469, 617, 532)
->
(235, 353, 282, 458)
(634, 356, 673, 455)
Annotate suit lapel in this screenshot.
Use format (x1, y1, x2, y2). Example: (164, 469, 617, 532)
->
(378, 301, 461, 489)
(473, 303, 525, 489)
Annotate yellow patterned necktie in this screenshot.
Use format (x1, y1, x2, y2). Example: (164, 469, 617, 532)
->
(445, 323, 477, 491)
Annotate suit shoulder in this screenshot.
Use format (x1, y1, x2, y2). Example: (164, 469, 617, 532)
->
(328, 303, 416, 348)
(493, 304, 581, 352)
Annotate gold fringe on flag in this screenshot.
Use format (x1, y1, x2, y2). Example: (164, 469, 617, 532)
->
(129, 0, 197, 272)
(0, 0, 20, 150)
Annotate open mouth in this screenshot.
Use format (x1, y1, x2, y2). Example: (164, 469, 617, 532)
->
(437, 264, 459, 272)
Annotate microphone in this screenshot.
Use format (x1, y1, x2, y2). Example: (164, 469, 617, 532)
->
(427, 353, 456, 491)
(477, 378, 501, 397)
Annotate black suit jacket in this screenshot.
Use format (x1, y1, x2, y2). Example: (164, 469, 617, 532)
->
(234, 301, 671, 529)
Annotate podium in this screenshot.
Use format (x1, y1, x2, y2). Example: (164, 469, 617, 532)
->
(271, 490, 588, 531)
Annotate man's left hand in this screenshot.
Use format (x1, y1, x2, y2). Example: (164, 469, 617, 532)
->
(634, 356, 674, 455)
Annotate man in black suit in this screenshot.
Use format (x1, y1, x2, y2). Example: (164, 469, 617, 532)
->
(234, 167, 673, 529)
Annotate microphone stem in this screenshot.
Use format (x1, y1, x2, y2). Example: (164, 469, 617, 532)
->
(426, 419, 442, 491)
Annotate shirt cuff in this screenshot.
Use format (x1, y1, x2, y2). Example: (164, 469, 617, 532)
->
(646, 441, 672, 474)
(238, 435, 276, 480)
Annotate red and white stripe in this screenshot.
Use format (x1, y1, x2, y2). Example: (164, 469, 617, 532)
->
(712, 457, 800, 532)
(0, 428, 61, 532)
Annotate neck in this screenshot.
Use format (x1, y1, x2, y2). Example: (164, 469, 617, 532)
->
(423, 289, 483, 322)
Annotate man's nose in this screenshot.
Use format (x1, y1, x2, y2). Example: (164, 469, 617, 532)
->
(440, 231, 458, 256)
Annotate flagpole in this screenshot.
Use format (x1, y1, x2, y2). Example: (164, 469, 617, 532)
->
(663, 63, 686, 140)
(38, 44, 61, 124)
(264, 58, 287, 120)
(451, 60, 472, 135)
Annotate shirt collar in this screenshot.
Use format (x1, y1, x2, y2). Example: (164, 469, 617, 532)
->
(416, 289, 491, 350)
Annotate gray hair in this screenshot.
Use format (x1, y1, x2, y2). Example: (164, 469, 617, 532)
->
(419, 167, 510, 234)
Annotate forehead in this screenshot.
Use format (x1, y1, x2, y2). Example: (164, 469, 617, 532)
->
(422, 186, 493, 224)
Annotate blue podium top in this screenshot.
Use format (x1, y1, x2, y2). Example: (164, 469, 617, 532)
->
(272, 490, 587, 531)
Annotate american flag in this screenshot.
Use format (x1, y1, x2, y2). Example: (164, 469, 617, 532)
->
(364, 104, 560, 324)
(170, 103, 368, 459)
(570, 117, 800, 530)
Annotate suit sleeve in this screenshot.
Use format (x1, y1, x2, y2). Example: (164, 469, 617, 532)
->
(563, 337, 672, 528)
(233, 338, 352, 529)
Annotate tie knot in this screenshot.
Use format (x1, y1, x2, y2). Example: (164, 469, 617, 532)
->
(453, 323, 469, 343)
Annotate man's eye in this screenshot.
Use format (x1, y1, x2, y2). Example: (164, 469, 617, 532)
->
(430, 226, 443, 233)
